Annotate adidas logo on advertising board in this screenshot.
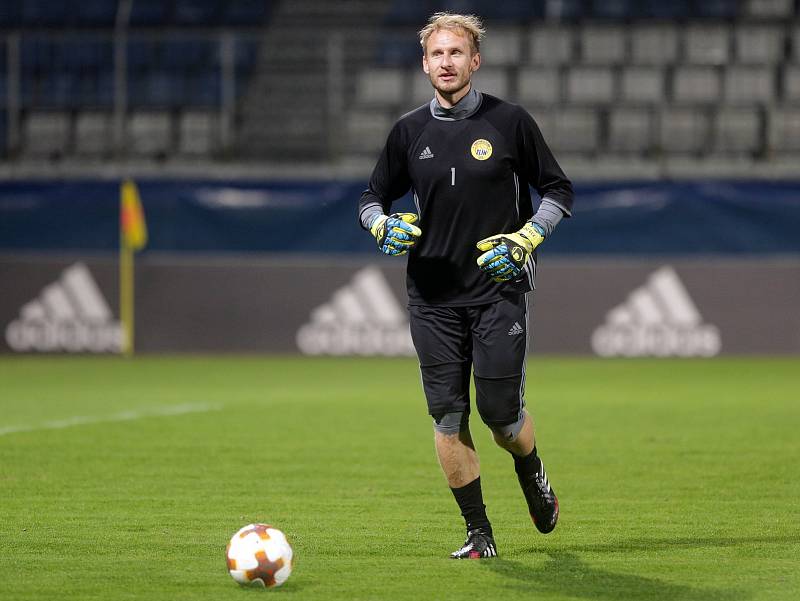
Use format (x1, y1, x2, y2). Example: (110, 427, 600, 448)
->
(296, 266, 415, 356)
(591, 266, 721, 357)
(5, 263, 123, 353)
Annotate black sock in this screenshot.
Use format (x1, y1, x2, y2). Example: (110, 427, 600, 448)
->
(450, 477, 492, 535)
(513, 445, 541, 479)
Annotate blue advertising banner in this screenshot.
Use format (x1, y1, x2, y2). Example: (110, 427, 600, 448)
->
(1, 179, 799, 255)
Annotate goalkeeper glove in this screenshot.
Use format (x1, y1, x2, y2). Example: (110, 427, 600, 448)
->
(369, 213, 422, 256)
(476, 222, 545, 282)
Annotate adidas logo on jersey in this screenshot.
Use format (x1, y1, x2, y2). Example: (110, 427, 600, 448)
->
(5, 263, 123, 353)
(296, 266, 415, 356)
(591, 266, 721, 357)
(508, 322, 524, 336)
(418, 146, 435, 160)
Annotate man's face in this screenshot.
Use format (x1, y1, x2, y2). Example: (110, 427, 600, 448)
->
(422, 28, 480, 99)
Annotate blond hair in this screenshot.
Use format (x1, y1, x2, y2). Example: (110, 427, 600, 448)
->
(418, 12, 485, 55)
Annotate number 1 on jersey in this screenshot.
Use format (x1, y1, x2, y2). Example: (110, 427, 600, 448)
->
(451, 167, 455, 186)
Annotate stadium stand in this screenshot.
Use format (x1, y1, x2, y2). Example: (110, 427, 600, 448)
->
(0, 0, 798, 173)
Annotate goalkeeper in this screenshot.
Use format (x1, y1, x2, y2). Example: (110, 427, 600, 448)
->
(358, 12, 573, 560)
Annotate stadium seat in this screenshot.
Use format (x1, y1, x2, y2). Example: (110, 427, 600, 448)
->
(685, 25, 732, 66)
(566, 67, 615, 104)
(178, 111, 217, 155)
(783, 66, 800, 103)
(743, 0, 795, 18)
(129, 0, 170, 26)
(481, 0, 545, 20)
(580, 25, 627, 65)
(590, 0, 634, 20)
(222, 0, 274, 25)
(714, 109, 762, 154)
(482, 27, 522, 66)
(734, 25, 786, 64)
(517, 68, 561, 106)
(543, 0, 585, 20)
(21, 0, 69, 26)
(658, 108, 711, 154)
(23, 111, 71, 157)
(173, 0, 221, 26)
(794, 26, 800, 64)
(74, 111, 112, 156)
(356, 68, 407, 106)
(128, 111, 172, 157)
(672, 67, 722, 104)
(528, 27, 575, 66)
(472, 67, 510, 99)
(630, 25, 679, 65)
(608, 108, 654, 153)
(723, 66, 775, 104)
(551, 109, 599, 154)
(620, 67, 664, 104)
(768, 108, 800, 152)
(695, 0, 739, 18)
(345, 111, 393, 154)
(376, 30, 421, 66)
(634, 0, 690, 19)
(410, 73, 434, 106)
(74, 0, 116, 26)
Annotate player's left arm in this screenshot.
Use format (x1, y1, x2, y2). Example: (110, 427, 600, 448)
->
(476, 109, 574, 282)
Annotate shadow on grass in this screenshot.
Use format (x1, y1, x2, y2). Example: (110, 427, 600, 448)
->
(484, 550, 751, 601)
(555, 533, 800, 555)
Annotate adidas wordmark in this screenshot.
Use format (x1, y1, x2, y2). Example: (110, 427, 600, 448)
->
(591, 266, 720, 357)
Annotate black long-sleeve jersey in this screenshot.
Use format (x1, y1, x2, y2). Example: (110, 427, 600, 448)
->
(359, 93, 574, 306)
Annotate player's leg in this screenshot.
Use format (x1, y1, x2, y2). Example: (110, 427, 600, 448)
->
(408, 304, 497, 559)
(471, 293, 559, 534)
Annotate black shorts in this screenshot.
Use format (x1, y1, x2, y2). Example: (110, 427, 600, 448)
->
(408, 293, 529, 427)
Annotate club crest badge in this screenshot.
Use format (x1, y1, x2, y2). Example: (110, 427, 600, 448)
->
(470, 139, 492, 161)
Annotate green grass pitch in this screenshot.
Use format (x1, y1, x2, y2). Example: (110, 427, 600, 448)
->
(0, 356, 798, 600)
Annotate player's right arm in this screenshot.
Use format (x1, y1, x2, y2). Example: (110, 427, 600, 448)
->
(359, 122, 422, 256)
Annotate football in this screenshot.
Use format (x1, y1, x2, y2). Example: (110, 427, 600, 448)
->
(226, 523, 294, 588)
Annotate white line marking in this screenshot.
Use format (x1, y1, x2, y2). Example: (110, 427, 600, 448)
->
(0, 403, 222, 437)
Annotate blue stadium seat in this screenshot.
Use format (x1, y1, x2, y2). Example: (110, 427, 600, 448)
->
(482, 0, 545, 20)
(22, 0, 69, 26)
(383, 1, 437, 25)
(635, 0, 690, 18)
(222, 0, 274, 25)
(695, 0, 740, 18)
(376, 32, 422, 66)
(185, 72, 221, 106)
(590, 0, 633, 19)
(544, 0, 586, 20)
(0, 1, 22, 26)
(129, 0, 170, 26)
(127, 40, 160, 71)
(235, 39, 260, 73)
(21, 38, 53, 71)
(75, 0, 117, 26)
(162, 40, 217, 69)
(174, 0, 221, 25)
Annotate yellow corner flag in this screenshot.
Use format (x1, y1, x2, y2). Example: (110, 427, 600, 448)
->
(120, 179, 148, 250)
(119, 179, 147, 357)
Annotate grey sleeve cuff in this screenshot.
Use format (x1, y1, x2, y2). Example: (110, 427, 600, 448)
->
(359, 202, 385, 230)
(530, 198, 567, 238)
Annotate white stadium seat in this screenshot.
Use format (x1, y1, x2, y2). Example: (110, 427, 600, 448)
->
(620, 67, 665, 104)
(672, 67, 722, 104)
(630, 25, 679, 65)
(685, 25, 731, 66)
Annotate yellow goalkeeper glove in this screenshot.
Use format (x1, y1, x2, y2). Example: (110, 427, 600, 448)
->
(476, 222, 545, 282)
(369, 213, 422, 256)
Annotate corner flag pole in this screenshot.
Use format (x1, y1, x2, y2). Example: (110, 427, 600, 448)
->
(119, 179, 147, 357)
